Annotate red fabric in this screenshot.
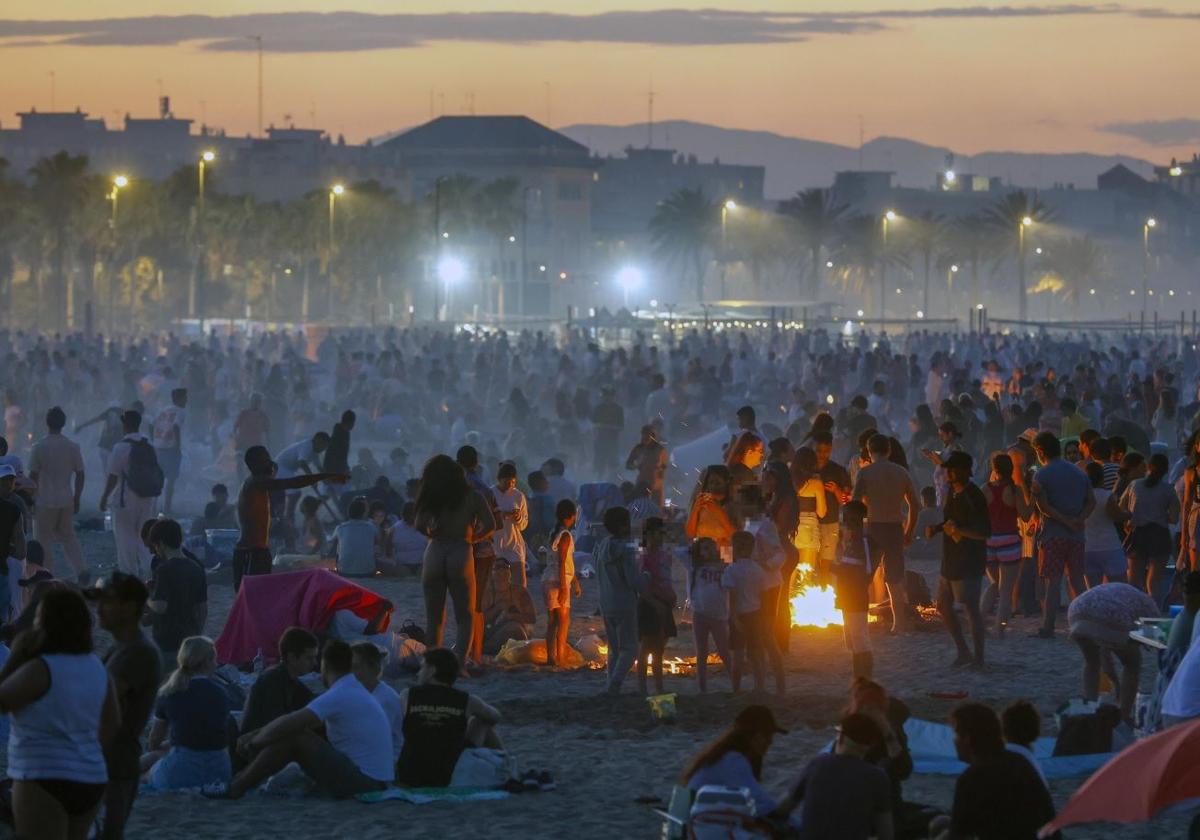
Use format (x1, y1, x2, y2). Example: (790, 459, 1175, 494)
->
(214, 568, 390, 666)
(1039, 718, 1200, 836)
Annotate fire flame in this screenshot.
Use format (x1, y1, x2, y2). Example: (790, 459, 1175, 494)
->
(789, 585, 842, 629)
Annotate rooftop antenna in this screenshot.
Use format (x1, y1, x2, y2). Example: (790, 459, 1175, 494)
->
(248, 35, 263, 137)
(49, 70, 56, 111)
(544, 81, 551, 126)
(429, 89, 435, 120)
(647, 78, 655, 149)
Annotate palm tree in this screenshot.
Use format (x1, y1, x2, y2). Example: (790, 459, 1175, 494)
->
(834, 214, 909, 319)
(983, 190, 1053, 323)
(649, 187, 716, 303)
(778, 188, 848, 300)
(1045, 235, 1106, 313)
(945, 214, 992, 311)
(29, 152, 93, 330)
(0, 160, 27, 326)
(475, 178, 521, 314)
(906, 211, 944, 317)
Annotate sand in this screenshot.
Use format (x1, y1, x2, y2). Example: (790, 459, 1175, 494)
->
(28, 529, 1193, 839)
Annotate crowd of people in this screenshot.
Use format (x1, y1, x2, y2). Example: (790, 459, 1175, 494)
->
(0, 323, 1198, 837)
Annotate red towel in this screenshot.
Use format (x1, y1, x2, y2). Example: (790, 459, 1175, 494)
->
(214, 568, 390, 666)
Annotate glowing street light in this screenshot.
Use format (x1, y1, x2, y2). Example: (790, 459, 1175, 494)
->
(437, 255, 467, 285)
(1022, 216, 1033, 227)
(885, 210, 898, 222)
(1170, 166, 1184, 177)
(944, 170, 957, 184)
(110, 174, 129, 227)
(507, 235, 516, 243)
(616, 265, 644, 307)
(331, 183, 345, 196)
(724, 199, 738, 211)
(113, 174, 129, 189)
(1141, 217, 1159, 323)
(825, 260, 834, 269)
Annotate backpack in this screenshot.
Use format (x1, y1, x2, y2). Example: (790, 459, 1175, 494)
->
(123, 439, 164, 499)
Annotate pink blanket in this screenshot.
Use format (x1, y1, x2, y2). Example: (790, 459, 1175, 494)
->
(214, 568, 390, 666)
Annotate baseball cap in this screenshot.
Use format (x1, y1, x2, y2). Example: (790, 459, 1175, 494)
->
(0, 465, 15, 479)
(734, 705, 788, 735)
(82, 571, 149, 606)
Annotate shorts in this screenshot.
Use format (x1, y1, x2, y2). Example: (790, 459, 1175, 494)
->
(145, 747, 231, 791)
(794, 514, 820, 551)
(937, 575, 982, 607)
(1084, 549, 1127, 582)
(305, 736, 388, 799)
(867, 522, 906, 584)
(473, 554, 494, 612)
(232, 546, 273, 591)
(30, 778, 106, 817)
(729, 610, 763, 652)
(833, 562, 870, 613)
(638, 595, 677, 640)
(819, 523, 840, 565)
(1038, 537, 1084, 579)
(157, 448, 182, 481)
(986, 533, 1021, 564)
(543, 575, 572, 611)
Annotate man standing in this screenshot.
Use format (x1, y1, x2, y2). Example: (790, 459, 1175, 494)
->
(324, 410, 357, 477)
(625, 425, 668, 507)
(0, 467, 26, 622)
(725, 405, 765, 473)
(933, 452, 990, 670)
(100, 410, 161, 578)
(591, 387, 625, 479)
(152, 388, 187, 516)
(853, 435, 918, 634)
(275, 431, 331, 524)
(234, 446, 347, 590)
(29, 406, 86, 584)
(813, 430, 851, 581)
(1031, 432, 1093, 638)
(145, 518, 207, 665)
(457, 445, 501, 665)
(89, 572, 161, 839)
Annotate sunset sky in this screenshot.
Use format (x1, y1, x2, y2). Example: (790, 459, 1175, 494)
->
(1, 2, 1197, 162)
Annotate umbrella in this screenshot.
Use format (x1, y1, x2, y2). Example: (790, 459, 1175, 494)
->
(1039, 718, 1200, 837)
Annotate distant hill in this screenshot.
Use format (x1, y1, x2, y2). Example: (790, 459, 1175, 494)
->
(558, 120, 1156, 200)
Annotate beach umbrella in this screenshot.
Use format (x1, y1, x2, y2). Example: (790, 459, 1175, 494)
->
(1038, 718, 1200, 837)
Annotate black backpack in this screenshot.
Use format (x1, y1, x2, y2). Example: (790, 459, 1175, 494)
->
(123, 439, 164, 499)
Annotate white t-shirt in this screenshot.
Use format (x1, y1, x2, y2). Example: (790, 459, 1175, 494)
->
(722, 558, 771, 616)
(276, 439, 315, 480)
(1163, 638, 1200, 720)
(1083, 488, 1123, 553)
(306, 674, 394, 782)
(687, 562, 730, 621)
(371, 681, 404, 762)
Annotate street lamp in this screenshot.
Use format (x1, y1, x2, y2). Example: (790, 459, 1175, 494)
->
(616, 266, 644, 309)
(110, 175, 129, 227)
(719, 200, 738, 299)
(191, 151, 217, 318)
(1142, 217, 1158, 325)
(881, 210, 898, 321)
(1018, 215, 1035, 323)
(322, 183, 345, 322)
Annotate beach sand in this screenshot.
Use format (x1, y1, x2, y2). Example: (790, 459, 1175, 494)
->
(33, 530, 1192, 839)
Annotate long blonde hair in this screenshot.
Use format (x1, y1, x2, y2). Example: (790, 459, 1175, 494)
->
(159, 636, 216, 697)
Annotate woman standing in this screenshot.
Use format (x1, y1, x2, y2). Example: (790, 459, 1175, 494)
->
(143, 636, 232, 790)
(0, 588, 118, 840)
(1117, 453, 1180, 608)
(414, 455, 498, 663)
(491, 462, 529, 587)
(789, 448, 828, 581)
(685, 465, 737, 549)
(980, 453, 1030, 634)
(1179, 433, 1200, 574)
(762, 461, 799, 651)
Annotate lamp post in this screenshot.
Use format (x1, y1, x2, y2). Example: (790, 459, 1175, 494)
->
(1018, 215, 1033, 323)
(1143, 217, 1157, 325)
(191, 151, 215, 318)
(720, 199, 737, 300)
(110, 175, 128, 227)
(881, 210, 897, 323)
(323, 183, 344, 322)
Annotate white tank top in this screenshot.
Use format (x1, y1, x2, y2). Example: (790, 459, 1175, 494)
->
(9, 653, 108, 783)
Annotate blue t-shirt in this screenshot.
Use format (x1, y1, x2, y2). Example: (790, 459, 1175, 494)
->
(1035, 458, 1091, 543)
(154, 676, 231, 751)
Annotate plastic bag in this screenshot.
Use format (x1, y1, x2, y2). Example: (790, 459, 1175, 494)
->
(647, 692, 677, 722)
(494, 638, 583, 669)
(449, 748, 516, 789)
(575, 633, 608, 662)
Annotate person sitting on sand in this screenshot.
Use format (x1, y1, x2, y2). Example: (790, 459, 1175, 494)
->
(770, 713, 893, 840)
(238, 627, 318, 745)
(218, 639, 393, 799)
(143, 636, 232, 790)
(1001, 700, 1047, 790)
(930, 703, 1057, 840)
(327, 497, 377, 578)
(682, 705, 786, 818)
(388, 502, 428, 573)
(395, 648, 502, 788)
(351, 642, 403, 766)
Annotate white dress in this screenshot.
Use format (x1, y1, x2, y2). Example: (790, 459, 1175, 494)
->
(492, 486, 529, 568)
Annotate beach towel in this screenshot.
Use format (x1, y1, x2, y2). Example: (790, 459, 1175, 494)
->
(214, 568, 389, 666)
(356, 788, 511, 805)
(900, 718, 1113, 779)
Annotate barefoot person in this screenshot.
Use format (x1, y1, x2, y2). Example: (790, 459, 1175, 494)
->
(543, 500, 580, 668)
(932, 452, 990, 670)
(853, 435, 918, 634)
(233, 446, 347, 591)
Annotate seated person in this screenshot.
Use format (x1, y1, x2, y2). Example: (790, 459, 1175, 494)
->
(931, 703, 1057, 840)
(771, 713, 893, 840)
(368, 500, 398, 575)
(208, 484, 237, 529)
(351, 642, 403, 766)
(221, 639, 393, 799)
(328, 497, 378, 577)
(239, 627, 319, 739)
(682, 705, 786, 818)
(389, 502, 429, 572)
(1002, 700, 1048, 790)
(395, 648, 502, 788)
(189, 501, 226, 538)
(298, 496, 326, 556)
(143, 636, 233, 790)
(481, 559, 536, 656)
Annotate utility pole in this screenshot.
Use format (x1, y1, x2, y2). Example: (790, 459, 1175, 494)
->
(647, 81, 655, 148)
(249, 35, 263, 137)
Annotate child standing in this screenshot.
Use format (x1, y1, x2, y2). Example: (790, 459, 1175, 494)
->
(723, 530, 771, 692)
(686, 538, 731, 693)
(637, 517, 677, 695)
(742, 486, 786, 695)
(542, 499, 581, 668)
(596, 506, 645, 695)
(834, 500, 874, 679)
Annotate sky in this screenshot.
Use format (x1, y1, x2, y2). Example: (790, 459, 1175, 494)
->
(1, 2, 1197, 162)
